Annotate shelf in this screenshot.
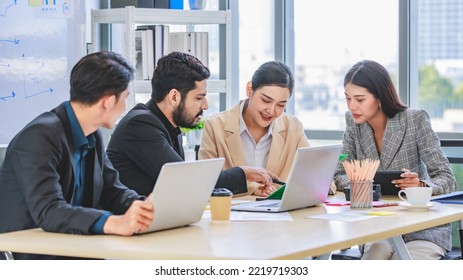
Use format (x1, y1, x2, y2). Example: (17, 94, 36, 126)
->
(92, 7, 227, 25)
(91, 6, 232, 110)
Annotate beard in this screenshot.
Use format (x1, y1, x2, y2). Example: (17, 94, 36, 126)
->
(172, 100, 202, 129)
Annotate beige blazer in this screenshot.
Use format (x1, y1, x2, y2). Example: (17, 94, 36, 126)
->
(199, 101, 310, 195)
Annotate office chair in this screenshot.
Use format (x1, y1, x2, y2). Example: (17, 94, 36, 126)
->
(194, 144, 200, 160)
(440, 139, 463, 260)
(1, 251, 14, 260)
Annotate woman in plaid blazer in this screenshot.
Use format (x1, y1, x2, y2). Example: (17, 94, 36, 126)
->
(334, 60, 456, 260)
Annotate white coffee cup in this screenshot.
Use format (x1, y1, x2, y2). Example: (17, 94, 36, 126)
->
(398, 187, 432, 205)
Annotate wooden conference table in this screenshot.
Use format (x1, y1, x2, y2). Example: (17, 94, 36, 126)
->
(1, 195, 463, 260)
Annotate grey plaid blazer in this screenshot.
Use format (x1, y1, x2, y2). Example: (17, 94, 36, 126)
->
(334, 109, 456, 251)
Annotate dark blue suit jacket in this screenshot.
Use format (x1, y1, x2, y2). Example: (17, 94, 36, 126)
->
(0, 102, 142, 259)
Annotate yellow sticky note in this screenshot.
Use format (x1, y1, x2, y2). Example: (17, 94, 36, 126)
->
(365, 211, 397, 216)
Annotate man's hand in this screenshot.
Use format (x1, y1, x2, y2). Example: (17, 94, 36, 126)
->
(103, 198, 154, 236)
(240, 165, 279, 187)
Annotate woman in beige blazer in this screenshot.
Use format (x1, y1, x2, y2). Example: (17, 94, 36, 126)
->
(199, 61, 309, 196)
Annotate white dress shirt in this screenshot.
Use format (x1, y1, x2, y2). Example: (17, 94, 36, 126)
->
(239, 100, 273, 168)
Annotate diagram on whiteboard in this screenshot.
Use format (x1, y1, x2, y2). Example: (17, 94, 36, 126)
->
(0, 51, 56, 101)
(0, 0, 85, 144)
(0, 0, 16, 17)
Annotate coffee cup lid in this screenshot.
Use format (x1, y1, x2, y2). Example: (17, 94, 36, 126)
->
(212, 188, 233, 197)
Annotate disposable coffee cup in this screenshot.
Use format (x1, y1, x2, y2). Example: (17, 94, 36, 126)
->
(210, 188, 233, 221)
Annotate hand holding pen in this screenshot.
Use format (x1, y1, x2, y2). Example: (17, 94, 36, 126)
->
(255, 179, 286, 200)
(272, 179, 286, 185)
(253, 178, 284, 197)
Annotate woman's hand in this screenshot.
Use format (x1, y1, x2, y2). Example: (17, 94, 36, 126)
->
(392, 168, 422, 189)
(253, 184, 279, 197)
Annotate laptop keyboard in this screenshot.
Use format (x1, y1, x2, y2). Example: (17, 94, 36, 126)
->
(257, 202, 280, 208)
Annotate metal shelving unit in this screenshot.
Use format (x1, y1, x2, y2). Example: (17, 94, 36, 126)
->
(90, 6, 231, 109)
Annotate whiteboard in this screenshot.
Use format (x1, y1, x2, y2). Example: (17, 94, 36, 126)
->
(0, 0, 88, 145)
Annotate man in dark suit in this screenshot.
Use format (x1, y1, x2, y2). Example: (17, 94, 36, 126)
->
(107, 52, 277, 197)
(0, 51, 154, 260)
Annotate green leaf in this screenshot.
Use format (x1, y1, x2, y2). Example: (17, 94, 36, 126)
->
(339, 153, 348, 161)
(180, 119, 204, 133)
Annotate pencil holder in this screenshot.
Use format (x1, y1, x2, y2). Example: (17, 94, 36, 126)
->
(344, 184, 381, 201)
(349, 180, 373, 209)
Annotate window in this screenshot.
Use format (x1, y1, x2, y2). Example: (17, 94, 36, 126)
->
(293, 0, 399, 133)
(238, 0, 275, 100)
(417, 0, 463, 133)
(234, 0, 463, 139)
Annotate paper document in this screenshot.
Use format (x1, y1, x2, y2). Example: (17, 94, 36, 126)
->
(202, 210, 293, 221)
(307, 210, 398, 222)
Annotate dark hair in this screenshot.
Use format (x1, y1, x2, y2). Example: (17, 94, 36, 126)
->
(70, 51, 134, 105)
(151, 52, 210, 102)
(344, 60, 407, 118)
(251, 61, 294, 95)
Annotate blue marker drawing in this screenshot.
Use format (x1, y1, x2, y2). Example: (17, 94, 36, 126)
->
(25, 88, 53, 98)
(0, 0, 17, 17)
(0, 91, 16, 101)
(0, 63, 10, 67)
(17, 53, 54, 99)
(0, 38, 20, 45)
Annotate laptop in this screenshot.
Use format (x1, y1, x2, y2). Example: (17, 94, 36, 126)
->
(231, 145, 343, 213)
(145, 158, 225, 232)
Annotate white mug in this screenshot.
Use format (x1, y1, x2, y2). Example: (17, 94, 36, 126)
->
(398, 187, 432, 205)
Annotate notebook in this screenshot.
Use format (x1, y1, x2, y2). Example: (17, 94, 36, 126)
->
(231, 145, 343, 213)
(145, 158, 225, 232)
(431, 191, 463, 204)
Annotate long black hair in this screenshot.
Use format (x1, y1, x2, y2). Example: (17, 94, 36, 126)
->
(344, 60, 407, 118)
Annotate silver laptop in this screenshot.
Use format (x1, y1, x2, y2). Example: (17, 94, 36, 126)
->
(146, 158, 225, 232)
(231, 145, 342, 212)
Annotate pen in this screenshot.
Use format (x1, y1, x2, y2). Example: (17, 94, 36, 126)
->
(272, 179, 286, 185)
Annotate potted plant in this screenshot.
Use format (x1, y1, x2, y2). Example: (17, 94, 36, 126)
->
(180, 118, 204, 149)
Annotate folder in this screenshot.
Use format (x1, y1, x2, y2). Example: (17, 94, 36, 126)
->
(431, 191, 463, 204)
